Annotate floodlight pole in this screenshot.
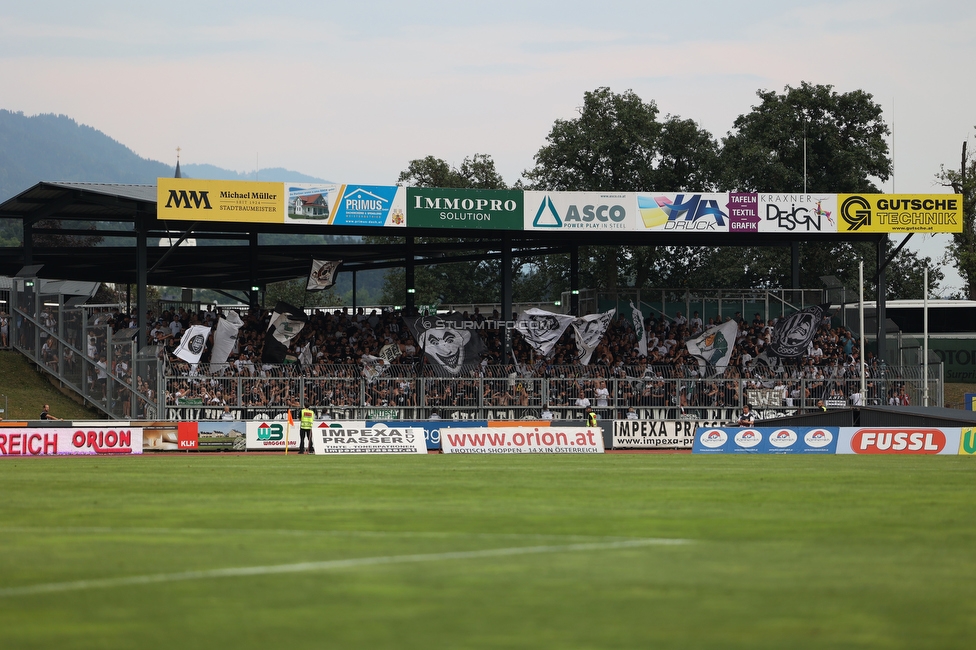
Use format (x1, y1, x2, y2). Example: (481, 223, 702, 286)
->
(859, 261, 866, 401)
(924, 266, 929, 407)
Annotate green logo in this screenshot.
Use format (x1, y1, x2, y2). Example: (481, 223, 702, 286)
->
(257, 423, 284, 441)
(961, 428, 976, 455)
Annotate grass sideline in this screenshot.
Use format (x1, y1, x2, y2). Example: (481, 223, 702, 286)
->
(1, 454, 974, 649)
(0, 351, 101, 421)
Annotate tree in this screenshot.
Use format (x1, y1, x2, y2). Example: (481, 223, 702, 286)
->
(264, 278, 341, 310)
(522, 87, 719, 294)
(720, 82, 892, 193)
(715, 82, 940, 299)
(397, 153, 507, 190)
(371, 154, 509, 306)
(523, 87, 719, 192)
(938, 137, 976, 298)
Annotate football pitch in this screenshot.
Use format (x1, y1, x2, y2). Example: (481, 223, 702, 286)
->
(1, 453, 974, 649)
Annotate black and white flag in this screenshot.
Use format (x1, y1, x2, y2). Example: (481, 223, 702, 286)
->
(307, 259, 342, 290)
(572, 309, 615, 365)
(630, 301, 647, 357)
(210, 310, 243, 368)
(361, 354, 392, 384)
(769, 304, 828, 358)
(174, 325, 211, 365)
(515, 308, 575, 357)
(405, 312, 486, 376)
(262, 301, 308, 363)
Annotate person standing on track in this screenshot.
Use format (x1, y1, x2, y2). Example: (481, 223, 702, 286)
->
(585, 406, 598, 428)
(299, 405, 315, 454)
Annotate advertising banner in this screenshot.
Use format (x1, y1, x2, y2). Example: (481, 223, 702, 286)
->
(636, 193, 730, 233)
(314, 421, 426, 454)
(0, 427, 143, 456)
(755, 194, 838, 234)
(692, 426, 839, 454)
(524, 191, 635, 232)
(158, 178, 286, 223)
(836, 427, 961, 455)
(837, 194, 962, 233)
(613, 419, 721, 449)
(366, 419, 487, 450)
(287, 183, 406, 227)
(196, 421, 245, 450)
(245, 420, 301, 451)
(407, 188, 523, 230)
(960, 428, 976, 456)
(441, 426, 604, 454)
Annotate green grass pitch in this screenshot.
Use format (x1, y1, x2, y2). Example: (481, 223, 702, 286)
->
(1, 453, 974, 649)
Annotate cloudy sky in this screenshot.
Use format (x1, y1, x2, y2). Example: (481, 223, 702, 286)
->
(2, 0, 974, 292)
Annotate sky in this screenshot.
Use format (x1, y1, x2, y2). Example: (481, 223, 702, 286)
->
(2, 0, 974, 293)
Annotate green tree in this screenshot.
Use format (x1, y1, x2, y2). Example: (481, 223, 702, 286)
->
(720, 82, 891, 193)
(713, 81, 939, 299)
(938, 137, 976, 298)
(397, 153, 506, 190)
(523, 87, 719, 192)
(264, 278, 341, 310)
(372, 154, 510, 306)
(522, 87, 719, 294)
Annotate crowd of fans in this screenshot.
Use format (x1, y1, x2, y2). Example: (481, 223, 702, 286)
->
(22, 301, 915, 418)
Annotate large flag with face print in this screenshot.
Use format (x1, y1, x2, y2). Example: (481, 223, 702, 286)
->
(769, 304, 828, 358)
(572, 309, 615, 365)
(307, 259, 342, 291)
(404, 312, 486, 376)
(262, 302, 308, 363)
(515, 308, 575, 357)
(686, 319, 737, 375)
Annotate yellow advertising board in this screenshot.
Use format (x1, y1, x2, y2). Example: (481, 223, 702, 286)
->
(157, 178, 286, 223)
(837, 194, 963, 233)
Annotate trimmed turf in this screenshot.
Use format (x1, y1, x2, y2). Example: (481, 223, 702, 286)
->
(1, 453, 974, 649)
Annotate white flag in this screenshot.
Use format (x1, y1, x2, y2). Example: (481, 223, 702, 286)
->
(174, 325, 211, 365)
(307, 259, 342, 290)
(686, 320, 738, 375)
(210, 310, 243, 367)
(361, 355, 391, 384)
(572, 309, 615, 365)
(515, 308, 575, 357)
(630, 301, 647, 357)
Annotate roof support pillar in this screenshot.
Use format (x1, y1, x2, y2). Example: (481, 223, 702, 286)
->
(876, 235, 887, 362)
(405, 236, 416, 313)
(791, 240, 800, 291)
(249, 231, 259, 310)
(501, 233, 513, 366)
(570, 247, 580, 316)
(136, 215, 148, 349)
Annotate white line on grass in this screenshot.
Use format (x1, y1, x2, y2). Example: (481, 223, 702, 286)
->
(0, 526, 642, 542)
(0, 537, 689, 598)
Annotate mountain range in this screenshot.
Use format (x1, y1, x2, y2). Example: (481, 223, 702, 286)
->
(0, 109, 328, 203)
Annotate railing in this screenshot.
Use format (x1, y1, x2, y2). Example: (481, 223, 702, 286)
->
(9, 286, 159, 419)
(159, 362, 942, 423)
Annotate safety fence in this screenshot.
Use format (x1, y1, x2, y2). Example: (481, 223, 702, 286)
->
(159, 361, 941, 423)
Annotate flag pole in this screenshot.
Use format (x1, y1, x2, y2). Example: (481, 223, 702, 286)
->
(285, 410, 293, 455)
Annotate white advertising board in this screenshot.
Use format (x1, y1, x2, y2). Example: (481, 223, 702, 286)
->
(0, 427, 143, 456)
(440, 426, 604, 454)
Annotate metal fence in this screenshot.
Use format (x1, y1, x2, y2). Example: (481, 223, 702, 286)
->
(159, 361, 942, 423)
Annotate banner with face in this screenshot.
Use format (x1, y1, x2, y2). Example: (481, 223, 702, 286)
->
(405, 312, 487, 376)
(515, 308, 575, 357)
(769, 305, 828, 358)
